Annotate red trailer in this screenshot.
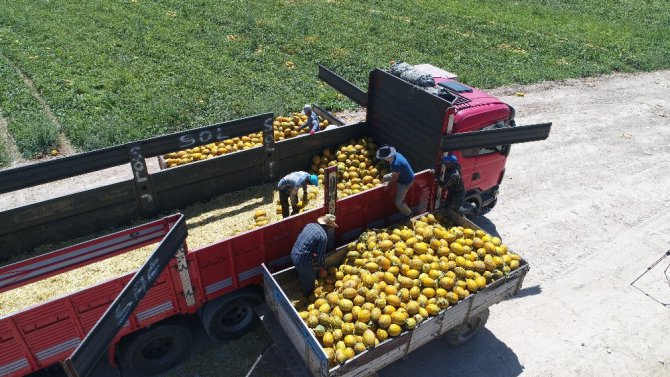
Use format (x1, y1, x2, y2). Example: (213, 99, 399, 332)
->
(0, 63, 551, 376)
(0, 172, 435, 376)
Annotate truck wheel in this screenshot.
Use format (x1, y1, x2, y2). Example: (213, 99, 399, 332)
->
(120, 324, 192, 376)
(445, 308, 489, 346)
(200, 288, 262, 341)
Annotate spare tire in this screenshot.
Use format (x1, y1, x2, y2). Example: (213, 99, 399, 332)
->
(445, 308, 489, 346)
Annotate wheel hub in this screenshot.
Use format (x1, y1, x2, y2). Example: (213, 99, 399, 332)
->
(221, 305, 252, 331)
(142, 337, 174, 360)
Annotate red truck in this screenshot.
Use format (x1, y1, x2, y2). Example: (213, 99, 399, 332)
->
(0, 64, 550, 376)
(424, 65, 512, 214)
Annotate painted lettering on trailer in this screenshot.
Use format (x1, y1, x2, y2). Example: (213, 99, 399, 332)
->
(129, 146, 148, 184)
(114, 258, 161, 326)
(262, 117, 275, 178)
(327, 170, 337, 215)
(178, 127, 231, 149)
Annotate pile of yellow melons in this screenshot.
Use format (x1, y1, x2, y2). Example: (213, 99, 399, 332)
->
(295, 212, 522, 366)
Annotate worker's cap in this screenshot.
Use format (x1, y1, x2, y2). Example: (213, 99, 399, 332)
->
(308, 174, 318, 186)
(303, 104, 312, 113)
(442, 154, 458, 164)
(317, 214, 338, 228)
(375, 145, 396, 160)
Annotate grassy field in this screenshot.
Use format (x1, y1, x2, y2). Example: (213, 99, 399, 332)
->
(0, 0, 668, 156)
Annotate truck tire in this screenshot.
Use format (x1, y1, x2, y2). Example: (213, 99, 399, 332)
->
(445, 308, 489, 346)
(200, 288, 262, 341)
(120, 324, 192, 376)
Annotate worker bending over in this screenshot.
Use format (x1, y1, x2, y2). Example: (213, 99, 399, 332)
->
(277, 171, 319, 218)
(291, 214, 338, 296)
(377, 145, 415, 219)
(299, 104, 320, 135)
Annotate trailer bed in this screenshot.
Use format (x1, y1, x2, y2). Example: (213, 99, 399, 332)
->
(261, 210, 529, 377)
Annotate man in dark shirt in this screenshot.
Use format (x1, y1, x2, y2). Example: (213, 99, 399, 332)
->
(291, 214, 338, 296)
(377, 145, 415, 218)
(441, 155, 474, 214)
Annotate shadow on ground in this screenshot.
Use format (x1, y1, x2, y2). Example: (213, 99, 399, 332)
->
(513, 284, 542, 300)
(377, 327, 523, 377)
(473, 215, 501, 238)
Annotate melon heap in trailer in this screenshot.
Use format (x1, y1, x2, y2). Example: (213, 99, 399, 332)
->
(293, 212, 523, 366)
(251, 137, 391, 228)
(162, 112, 330, 168)
(308, 137, 389, 197)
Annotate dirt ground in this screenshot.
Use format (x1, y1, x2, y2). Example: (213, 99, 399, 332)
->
(3, 70, 670, 376)
(460, 70, 670, 377)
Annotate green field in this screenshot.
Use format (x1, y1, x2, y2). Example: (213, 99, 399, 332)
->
(0, 0, 668, 159)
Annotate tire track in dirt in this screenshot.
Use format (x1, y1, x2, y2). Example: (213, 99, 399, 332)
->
(0, 115, 24, 165)
(2, 54, 76, 155)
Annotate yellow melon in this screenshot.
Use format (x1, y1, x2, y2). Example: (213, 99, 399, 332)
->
(357, 309, 371, 323)
(387, 324, 402, 337)
(344, 334, 357, 348)
(339, 299, 354, 312)
(391, 311, 407, 326)
(362, 329, 376, 348)
(323, 332, 334, 347)
(378, 314, 392, 329)
(376, 328, 389, 342)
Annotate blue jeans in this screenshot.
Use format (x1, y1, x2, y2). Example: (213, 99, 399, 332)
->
(294, 263, 315, 296)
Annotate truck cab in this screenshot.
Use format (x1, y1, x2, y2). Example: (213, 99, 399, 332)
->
(415, 64, 515, 214)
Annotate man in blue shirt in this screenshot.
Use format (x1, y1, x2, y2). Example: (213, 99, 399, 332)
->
(291, 214, 338, 296)
(377, 145, 415, 219)
(299, 104, 320, 135)
(277, 171, 319, 218)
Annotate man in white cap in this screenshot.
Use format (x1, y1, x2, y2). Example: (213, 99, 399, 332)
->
(291, 214, 338, 296)
(377, 145, 415, 219)
(299, 104, 320, 135)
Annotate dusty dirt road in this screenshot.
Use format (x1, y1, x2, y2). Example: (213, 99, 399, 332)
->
(4, 70, 670, 377)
